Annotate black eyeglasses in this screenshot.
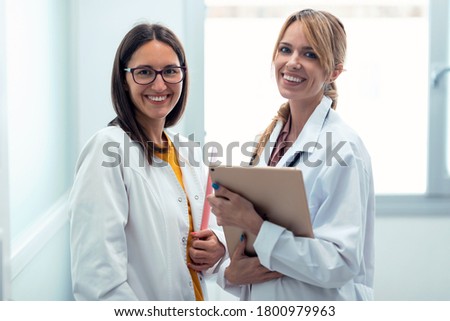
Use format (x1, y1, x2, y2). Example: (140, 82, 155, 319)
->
(124, 66, 186, 85)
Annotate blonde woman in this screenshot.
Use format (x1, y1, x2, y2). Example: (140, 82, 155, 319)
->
(209, 9, 375, 300)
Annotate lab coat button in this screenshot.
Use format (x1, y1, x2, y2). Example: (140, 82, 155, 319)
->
(194, 195, 199, 200)
(182, 236, 187, 244)
(178, 197, 182, 202)
(189, 281, 193, 287)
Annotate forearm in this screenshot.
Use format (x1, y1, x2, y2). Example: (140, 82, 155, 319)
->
(243, 210, 264, 236)
(254, 222, 360, 288)
(216, 259, 244, 297)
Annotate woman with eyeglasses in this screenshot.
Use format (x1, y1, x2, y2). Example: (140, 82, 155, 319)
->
(208, 9, 375, 300)
(69, 23, 226, 300)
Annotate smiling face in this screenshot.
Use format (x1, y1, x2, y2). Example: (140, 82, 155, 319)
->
(274, 21, 334, 108)
(125, 40, 183, 132)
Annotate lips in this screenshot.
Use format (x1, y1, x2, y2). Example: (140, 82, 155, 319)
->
(146, 95, 169, 102)
(282, 73, 305, 84)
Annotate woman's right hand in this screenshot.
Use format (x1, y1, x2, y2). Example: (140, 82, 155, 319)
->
(208, 184, 264, 236)
(225, 235, 283, 285)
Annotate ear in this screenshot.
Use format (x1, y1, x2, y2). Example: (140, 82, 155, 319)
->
(329, 63, 344, 82)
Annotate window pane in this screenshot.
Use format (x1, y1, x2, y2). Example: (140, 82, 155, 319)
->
(205, 1, 428, 194)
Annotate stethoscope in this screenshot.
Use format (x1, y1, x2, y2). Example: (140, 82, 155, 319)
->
(284, 151, 302, 168)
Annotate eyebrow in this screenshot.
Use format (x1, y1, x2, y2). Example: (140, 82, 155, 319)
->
(279, 42, 292, 47)
(134, 64, 180, 69)
(279, 42, 314, 51)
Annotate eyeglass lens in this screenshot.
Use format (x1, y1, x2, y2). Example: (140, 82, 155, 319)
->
(132, 67, 184, 84)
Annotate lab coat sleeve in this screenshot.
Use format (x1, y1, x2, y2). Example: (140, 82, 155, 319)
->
(215, 258, 246, 298)
(254, 149, 371, 289)
(68, 132, 138, 300)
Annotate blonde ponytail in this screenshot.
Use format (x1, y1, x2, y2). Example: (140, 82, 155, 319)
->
(325, 81, 338, 110)
(251, 102, 290, 165)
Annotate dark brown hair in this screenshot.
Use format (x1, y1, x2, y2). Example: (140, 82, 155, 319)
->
(109, 23, 189, 164)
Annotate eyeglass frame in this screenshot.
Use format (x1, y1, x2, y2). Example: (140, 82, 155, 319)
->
(124, 65, 187, 85)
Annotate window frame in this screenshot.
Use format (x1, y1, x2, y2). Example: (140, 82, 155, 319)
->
(427, 0, 450, 197)
(376, 0, 450, 217)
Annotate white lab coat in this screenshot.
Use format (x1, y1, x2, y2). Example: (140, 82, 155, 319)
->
(69, 126, 225, 300)
(217, 96, 375, 300)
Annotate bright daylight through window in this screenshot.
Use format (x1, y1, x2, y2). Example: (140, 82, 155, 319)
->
(205, 0, 432, 195)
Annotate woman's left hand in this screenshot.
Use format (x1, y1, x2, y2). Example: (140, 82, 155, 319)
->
(188, 229, 225, 272)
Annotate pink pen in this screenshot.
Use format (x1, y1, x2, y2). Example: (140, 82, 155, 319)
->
(200, 174, 213, 230)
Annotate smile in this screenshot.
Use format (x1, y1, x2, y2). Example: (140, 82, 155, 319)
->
(283, 74, 305, 83)
(146, 95, 168, 102)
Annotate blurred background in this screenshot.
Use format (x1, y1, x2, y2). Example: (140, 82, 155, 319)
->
(0, 0, 449, 300)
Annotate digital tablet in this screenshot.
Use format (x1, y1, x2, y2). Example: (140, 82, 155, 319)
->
(209, 166, 313, 257)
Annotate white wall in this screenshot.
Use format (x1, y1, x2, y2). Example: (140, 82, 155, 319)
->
(11, 221, 73, 300)
(6, 0, 73, 238)
(374, 215, 450, 300)
(0, 0, 11, 301)
(4, 0, 73, 301)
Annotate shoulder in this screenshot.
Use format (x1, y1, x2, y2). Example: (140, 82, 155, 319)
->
(75, 126, 130, 170)
(79, 126, 136, 156)
(322, 109, 372, 165)
(325, 110, 357, 138)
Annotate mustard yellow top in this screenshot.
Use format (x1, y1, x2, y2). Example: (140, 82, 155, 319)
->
(154, 135, 204, 301)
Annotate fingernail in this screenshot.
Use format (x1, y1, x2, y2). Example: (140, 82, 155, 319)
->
(212, 182, 220, 190)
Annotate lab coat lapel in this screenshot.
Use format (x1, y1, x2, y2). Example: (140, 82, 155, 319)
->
(276, 96, 332, 168)
(164, 129, 204, 231)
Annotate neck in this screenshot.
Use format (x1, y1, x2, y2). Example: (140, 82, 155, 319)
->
(288, 96, 322, 139)
(141, 119, 167, 147)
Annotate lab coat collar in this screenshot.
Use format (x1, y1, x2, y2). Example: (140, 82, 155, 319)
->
(262, 96, 332, 168)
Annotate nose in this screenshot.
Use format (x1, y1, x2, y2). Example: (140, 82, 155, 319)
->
(151, 74, 167, 91)
(286, 53, 302, 70)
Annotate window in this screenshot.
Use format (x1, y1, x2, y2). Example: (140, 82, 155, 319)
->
(205, 0, 450, 209)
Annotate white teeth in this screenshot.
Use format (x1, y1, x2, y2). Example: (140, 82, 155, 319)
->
(284, 74, 303, 83)
(147, 95, 167, 102)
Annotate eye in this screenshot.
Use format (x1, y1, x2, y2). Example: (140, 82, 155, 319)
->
(163, 67, 179, 75)
(278, 46, 292, 54)
(135, 68, 154, 77)
(305, 51, 318, 59)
